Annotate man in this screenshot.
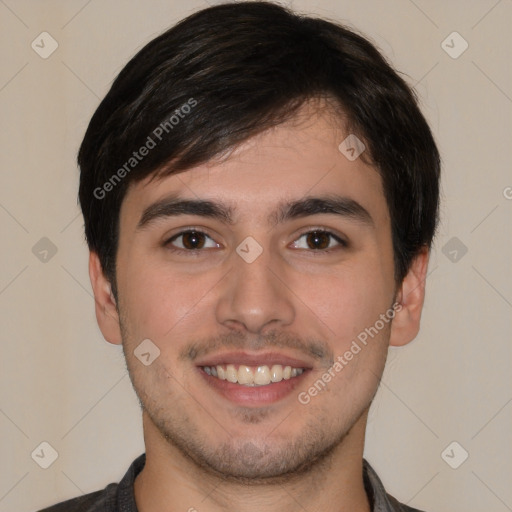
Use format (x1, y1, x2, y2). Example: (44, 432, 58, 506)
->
(40, 1, 440, 511)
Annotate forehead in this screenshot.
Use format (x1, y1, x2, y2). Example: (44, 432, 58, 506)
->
(120, 102, 389, 230)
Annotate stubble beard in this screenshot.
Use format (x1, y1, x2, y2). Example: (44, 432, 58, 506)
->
(130, 369, 371, 485)
(118, 311, 377, 485)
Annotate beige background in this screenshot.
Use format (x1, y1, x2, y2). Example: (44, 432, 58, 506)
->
(0, 1, 511, 511)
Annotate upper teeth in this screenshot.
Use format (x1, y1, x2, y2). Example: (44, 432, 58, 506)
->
(203, 364, 304, 386)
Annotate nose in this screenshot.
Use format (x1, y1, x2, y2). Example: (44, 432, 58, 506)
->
(215, 244, 295, 334)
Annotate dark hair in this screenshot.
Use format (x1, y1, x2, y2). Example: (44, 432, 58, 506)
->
(78, 0, 440, 297)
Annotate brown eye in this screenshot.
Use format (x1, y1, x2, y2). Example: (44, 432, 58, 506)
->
(166, 230, 219, 252)
(181, 231, 206, 249)
(305, 231, 331, 250)
(292, 230, 347, 252)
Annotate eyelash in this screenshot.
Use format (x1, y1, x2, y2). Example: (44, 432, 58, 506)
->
(163, 228, 348, 255)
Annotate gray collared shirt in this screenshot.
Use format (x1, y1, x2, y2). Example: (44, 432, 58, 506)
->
(37, 453, 426, 512)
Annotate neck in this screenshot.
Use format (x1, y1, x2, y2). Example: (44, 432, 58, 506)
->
(134, 410, 371, 512)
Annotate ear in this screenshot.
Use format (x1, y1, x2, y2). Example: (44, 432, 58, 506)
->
(389, 246, 430, 347)
(89, 251, 122, 345)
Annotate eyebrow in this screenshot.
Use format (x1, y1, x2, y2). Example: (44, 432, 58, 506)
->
(137, 193, 375, 230)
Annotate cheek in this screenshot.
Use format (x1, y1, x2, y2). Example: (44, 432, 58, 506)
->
(298, 267, 393, 389)
(118, 258, 220, 342)
(305, 263, 391, 337)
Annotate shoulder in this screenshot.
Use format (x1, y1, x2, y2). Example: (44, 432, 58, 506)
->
(35, 453, 145, 512)
(362, 458, 429, 512)
(35, 483, 117, 512)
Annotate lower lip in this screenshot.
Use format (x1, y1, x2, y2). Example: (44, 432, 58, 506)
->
(198, 368, 309, 406)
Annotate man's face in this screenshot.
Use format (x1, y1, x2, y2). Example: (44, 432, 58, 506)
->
(113, 103, 397, 480)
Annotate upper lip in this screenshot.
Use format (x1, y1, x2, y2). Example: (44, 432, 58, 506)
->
(195, 351, 314, 369)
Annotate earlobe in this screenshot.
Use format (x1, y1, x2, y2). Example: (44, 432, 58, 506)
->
(389, 246, 430, 347)
(88, 251, 122, 345)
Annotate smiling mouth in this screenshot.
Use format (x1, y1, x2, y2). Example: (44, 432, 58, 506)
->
(201, 364, 306, 386)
